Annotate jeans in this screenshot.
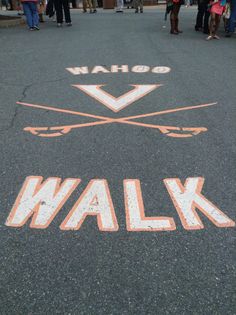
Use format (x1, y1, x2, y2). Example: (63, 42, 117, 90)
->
(228, 0, 236, 32)
(22, 2, 39, 28)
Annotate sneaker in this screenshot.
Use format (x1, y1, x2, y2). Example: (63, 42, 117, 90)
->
(93, 9, 97, 13)
(213, 35, 220, 39)
(67, 22, 72, 26)
(34, 25, 40, 30)
(140, 9, 143, 13)
(206, 35, 213, 40)
(57, 23, 62, 27)
(29, 27, 34, 31)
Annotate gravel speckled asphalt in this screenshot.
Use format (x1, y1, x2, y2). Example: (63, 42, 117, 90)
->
(0, 7, 235, 314)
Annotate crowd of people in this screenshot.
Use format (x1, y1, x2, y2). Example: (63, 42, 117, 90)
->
(166, 0, 236, 38)
(4, 0, 236, 38)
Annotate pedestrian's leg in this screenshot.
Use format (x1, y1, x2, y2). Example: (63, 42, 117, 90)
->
(207, 12, 215, 39)
(174, 4, 182, 33)
(140, 0, 143, 12)
(82, 0, 87, 11)
(203, 4, 210, 33)
(29, 2, 39, 27)
(214, 14, 221, 37)
(54, 0, 63, 23)
(22, 2, 33, 28)
(87, 0, 92, 12)
(91, 0, 97, 11)
(195, 1, 204, 30)
(134, 0, 138, 12)
(170, 8, 178, 34)
(228, 0, 236, 33)
(62, 0, 71, 23)
(38, 0, 45, 22)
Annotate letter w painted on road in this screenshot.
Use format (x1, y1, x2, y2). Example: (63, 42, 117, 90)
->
(73, 84, 161, 112)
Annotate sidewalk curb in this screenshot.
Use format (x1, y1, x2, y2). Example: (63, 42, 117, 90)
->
(0, 15, 24, 28)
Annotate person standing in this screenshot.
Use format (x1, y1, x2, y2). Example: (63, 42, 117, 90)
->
(206, 0, 226, 40)
(83, 0, 96, 12)
(91, 0, 97, 12)
(38, 0, 46, 22)
(226, 0, 236, 36)
(21, 0, 40, 30)
(54, 0, 72, 26)
(83, 0, 92, 13)
(134, 0, 143, 13)
(195, 0, 210, 33)
(166, 0, 183, 34)
(116, 0, 124, 12)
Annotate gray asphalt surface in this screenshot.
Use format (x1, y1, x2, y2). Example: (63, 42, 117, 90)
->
(0, 7, 236, 314)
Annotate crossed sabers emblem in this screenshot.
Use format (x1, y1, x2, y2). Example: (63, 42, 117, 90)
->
(17, 84, 217, 138)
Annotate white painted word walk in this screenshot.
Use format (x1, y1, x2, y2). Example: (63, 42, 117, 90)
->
(6, 176, 235, 231)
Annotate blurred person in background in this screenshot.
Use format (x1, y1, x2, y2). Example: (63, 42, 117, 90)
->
(226, 0, 236, 36)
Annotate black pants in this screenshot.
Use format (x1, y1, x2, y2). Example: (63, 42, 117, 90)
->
(71, 0, 77, 8)
(195, 0, 210, 32)
(54, 0, 71, 23)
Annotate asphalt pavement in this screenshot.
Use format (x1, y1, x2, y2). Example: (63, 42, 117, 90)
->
(0, 6, 236, 314)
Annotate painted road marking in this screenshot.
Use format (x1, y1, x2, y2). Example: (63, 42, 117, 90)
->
(73, 84, 161, 112)
(164, 178, 235, 229)
(5, 176, 80, 229)
(5, 177, 235, 231)
(17, 101, 217, 138)
(66, 65, 171, 75)
(60, 180, 119, 231)
(124, 179, 176, 231)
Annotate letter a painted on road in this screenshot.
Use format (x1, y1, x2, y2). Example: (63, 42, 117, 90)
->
(60, 180, 119, 231)
(5, 176, 80, 229)
(164, 177, 235, 230)
(73, 84, 161, 112)
(124, 180, 176, 231)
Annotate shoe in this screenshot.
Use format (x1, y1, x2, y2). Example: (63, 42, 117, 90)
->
(195, 26, 202, 31)
(135, 9, 138, 13)
(83, 9, 87, 12)
(29, 27, 34, 31)
(175, 18, 182, 33)
(89, 9, 93, 13)
(170, 30, 178, 35)
(67, 22, 72, 26)
(206, 35, 213, 40)
(225, 32, 232, 37)
(213, 35, 220, 39)
(93, 9, 97, 13)
(34, 25, 40, 30)
(140, 9, 143, 13)
(57, 23, 62, 27)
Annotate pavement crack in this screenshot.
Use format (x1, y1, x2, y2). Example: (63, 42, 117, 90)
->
(0, 76, 68, 134)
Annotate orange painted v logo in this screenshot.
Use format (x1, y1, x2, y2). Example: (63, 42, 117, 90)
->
(72, 84, 161, 112)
